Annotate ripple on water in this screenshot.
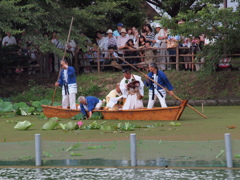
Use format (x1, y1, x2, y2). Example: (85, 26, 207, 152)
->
(0, 168, 240, 180)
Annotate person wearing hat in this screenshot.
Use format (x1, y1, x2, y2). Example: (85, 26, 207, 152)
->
(117, 28, 129, 57)
(152, 24, 162, 70)
(113, 23, 124, 37)
(119, 69, 144, 109)
(105, 29, 117, 50)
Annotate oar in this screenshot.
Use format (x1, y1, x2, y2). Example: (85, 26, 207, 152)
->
(118, 57, 207, 119)
(51, 17, 74, 106)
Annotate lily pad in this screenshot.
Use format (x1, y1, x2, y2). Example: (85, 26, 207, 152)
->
(0, 101, 13, 113)
(42, 120, 59, 130)
(14, 120, 33, 130)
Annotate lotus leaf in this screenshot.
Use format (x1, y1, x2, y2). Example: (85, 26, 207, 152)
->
(84, 121, 106, 130)
(12, 102, 28, 111)
(65, 121, 78, 130)
(42, 120, 59, 130)
(38, 113, 48, 120)
(71, 113, 86, 120)
(0, 101, 13, 113)
(169, 122, 181, 126)
(49, 117, 59, 121)
(88, 112, 103, 120)
(14, 120, 33, 130)
(100, 125, 112, 131)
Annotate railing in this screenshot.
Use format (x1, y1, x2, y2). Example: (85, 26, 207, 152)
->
(3, 46, 240, 74)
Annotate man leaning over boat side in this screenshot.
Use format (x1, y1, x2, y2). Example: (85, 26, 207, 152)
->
(55, 59, 77, 109)
(106, 83, 123, 110)
(120, 69, 144, 110)
(145, 62, 174, 108)
(78, 96, 102, 119)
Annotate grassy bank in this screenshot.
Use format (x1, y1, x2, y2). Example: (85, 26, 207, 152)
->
(1, 71, 240, 102)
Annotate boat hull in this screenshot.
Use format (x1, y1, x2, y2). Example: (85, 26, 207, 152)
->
(42, 100, 188, 121)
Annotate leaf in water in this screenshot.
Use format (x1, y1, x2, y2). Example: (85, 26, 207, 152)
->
(65, 121, 78, 130)
(88, 112, 103, 120)
(42, 120, 59, 130)
(14, 120, 33, 130)
(70, 152, 82, 156)
(19, 156, 33, 160)
(216, 150, 225, 158)
(38, 113, 48, 120)
(43, 151, 53, 157)
(12, 102, 28, 111)
(71, 113, 86, 120)
(66, 143, 81, 152)
(1, 115, 14, 118)
(87, 145, 104, 149)
(0, 101, 13, 113)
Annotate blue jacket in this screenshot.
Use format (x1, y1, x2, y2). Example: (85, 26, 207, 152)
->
(145, 71, 174, 91)
(58, 66, 76, 86)
(80, 96, 100, 116)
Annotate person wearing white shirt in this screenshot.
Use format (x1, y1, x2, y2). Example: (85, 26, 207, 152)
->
(120, 69, 144, 110)
(2, 32, 17, 46)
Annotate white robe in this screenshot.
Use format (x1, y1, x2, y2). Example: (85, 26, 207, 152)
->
(120, 74, 144, 110)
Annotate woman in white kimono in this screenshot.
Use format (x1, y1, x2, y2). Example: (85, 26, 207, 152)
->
(122, 80, 143, 110)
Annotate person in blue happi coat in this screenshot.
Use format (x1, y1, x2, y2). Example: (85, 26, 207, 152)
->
(78, 96, 102, 119)
(145, 62, 175, 108)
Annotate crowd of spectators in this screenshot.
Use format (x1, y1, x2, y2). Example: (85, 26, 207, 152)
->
(1, 21, 210, 74)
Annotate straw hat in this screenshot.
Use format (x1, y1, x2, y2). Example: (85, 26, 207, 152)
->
(120, 28, 127, 33)
(106, 29, 113, 34)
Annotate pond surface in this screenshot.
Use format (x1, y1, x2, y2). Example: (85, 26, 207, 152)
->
(0, 168, 240, 180)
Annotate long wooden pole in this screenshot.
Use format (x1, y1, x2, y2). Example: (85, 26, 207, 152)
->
(51, 17, 74, 106)
(118, 57, 207, 119)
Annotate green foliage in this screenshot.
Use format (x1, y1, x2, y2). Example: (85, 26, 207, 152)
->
(160, 2, 240, 75)
(42, 118, 59, 130)
(71, 113, 86, 120)
(66, 142, 81, 152)
(14, 120, 33, 130)
(169, 122, 181, 126)
(116, 122, 135, 131)
(0, 101, 13, 113)
(70, 152, 82, 156)
(83, 121, 106, 130)
(88, 112, 103, 120)
(60, 121, 78, 130)
(38, 113, 48, 120)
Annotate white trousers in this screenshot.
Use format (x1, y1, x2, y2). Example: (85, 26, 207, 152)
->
(94, 101, 103, 110)
(82, 100, 103, 111)
(147, 89, 167, 108)
(62, 93, 76, 109)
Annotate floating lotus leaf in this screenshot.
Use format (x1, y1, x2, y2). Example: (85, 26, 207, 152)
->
(71, 113, 86, 120)
(42, 120, 59, 130)
(0, 101, 13, 113)
(14, 120, 33, 130)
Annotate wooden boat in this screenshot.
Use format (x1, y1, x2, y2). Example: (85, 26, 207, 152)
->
(42, 100, 188, 121)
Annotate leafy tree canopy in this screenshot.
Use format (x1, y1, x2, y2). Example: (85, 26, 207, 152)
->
(146, 0, 223, 17)
(160, 2, 240, 74)
(0, 0, 145, 54)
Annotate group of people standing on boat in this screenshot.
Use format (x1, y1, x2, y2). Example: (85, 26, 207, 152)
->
(55, 59, 175, 119)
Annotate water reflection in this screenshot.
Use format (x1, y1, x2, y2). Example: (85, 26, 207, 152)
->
(0, 168, 240, 180)
(0, 158, 240, 167)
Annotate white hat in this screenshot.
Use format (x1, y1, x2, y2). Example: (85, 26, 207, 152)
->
(155, 24, 161, 28)
(106, 29, 113, 34)
(120, 28, 127, 33)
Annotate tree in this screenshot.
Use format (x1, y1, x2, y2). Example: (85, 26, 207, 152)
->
(145, 0, 222, 17)
(160, 2, 240, 74)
